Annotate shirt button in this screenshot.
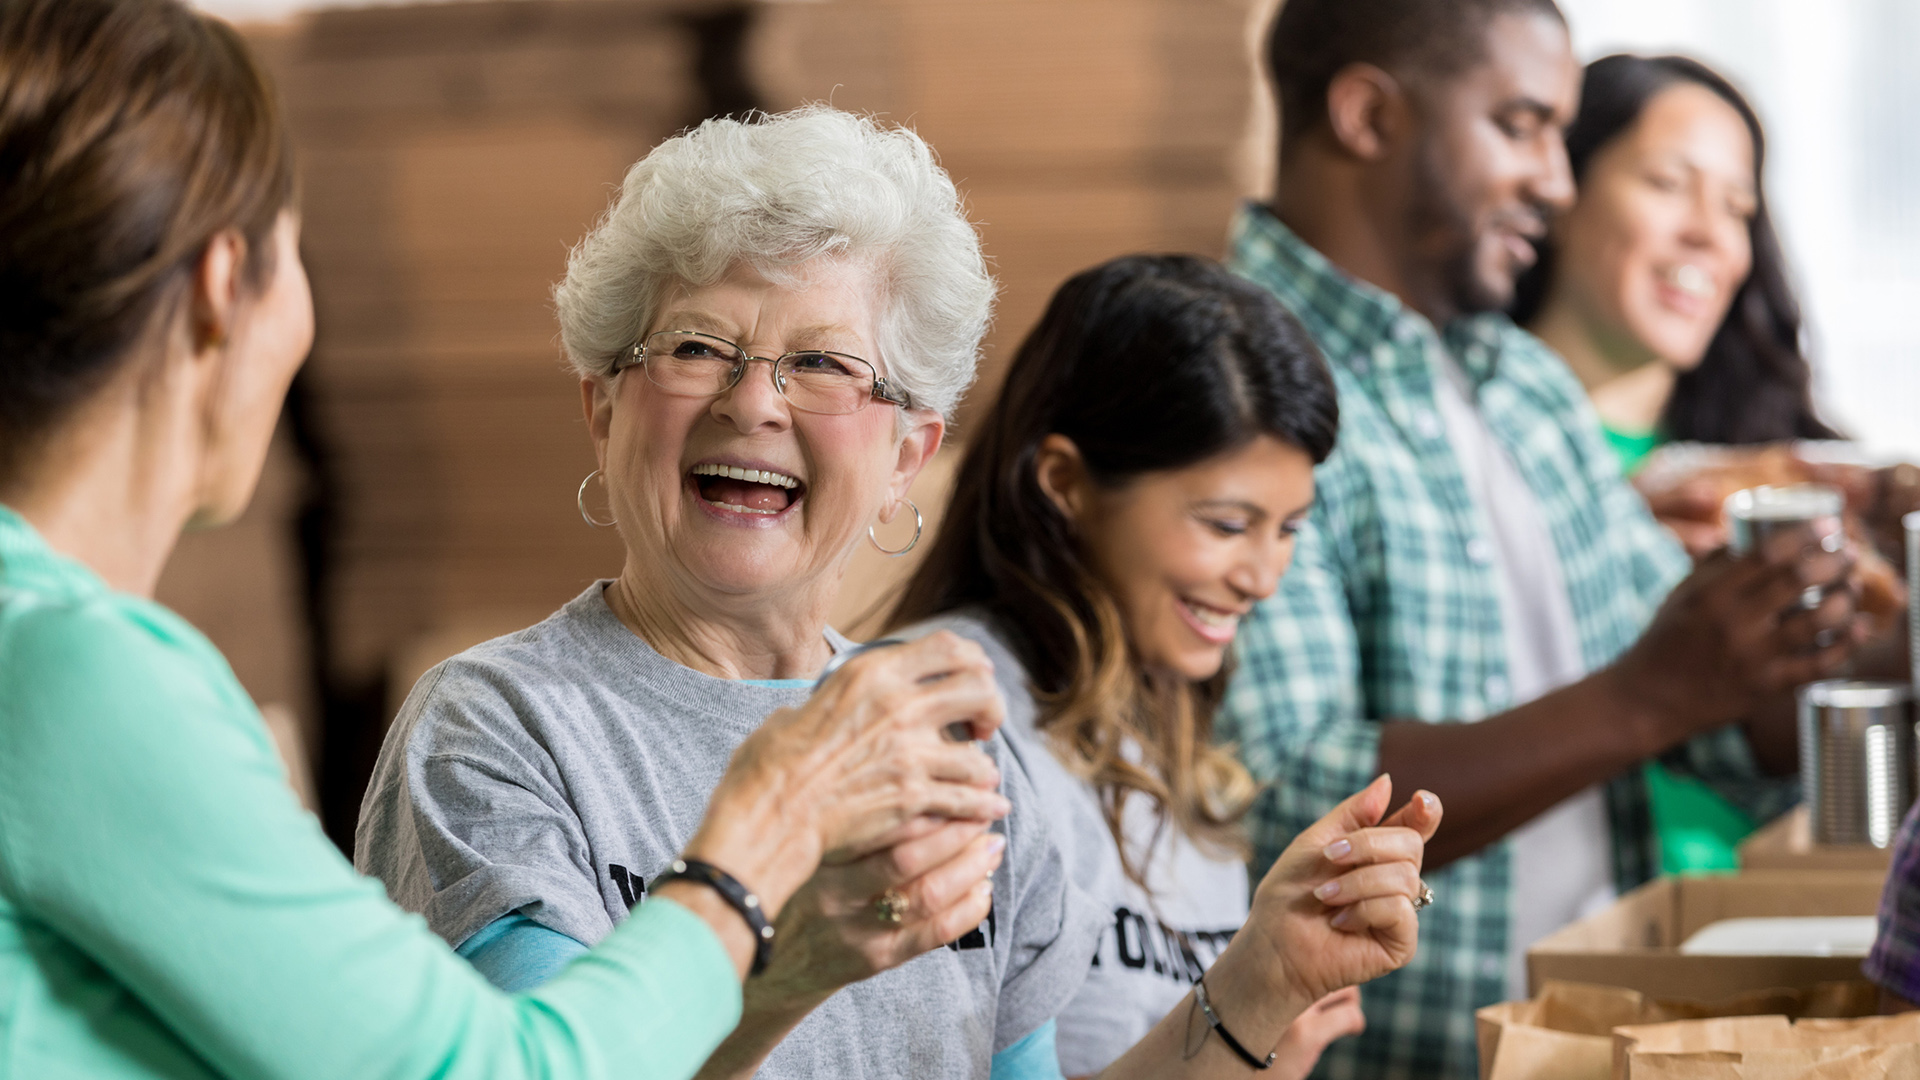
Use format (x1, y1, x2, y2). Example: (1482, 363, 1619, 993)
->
(1479, 955, 1505, 979)
(1484, 674, 1509, 705)
(1466, 537, 1494, 565)
(1413, 410, 1444, 440)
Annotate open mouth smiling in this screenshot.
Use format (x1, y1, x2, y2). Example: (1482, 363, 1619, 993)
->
(688, 461, 806, 519)
(1176, 596, 1244, 645)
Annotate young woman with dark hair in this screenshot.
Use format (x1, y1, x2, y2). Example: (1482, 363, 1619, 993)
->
(1513, 55, 1920, 551)
(1512, 53, 1836, 462)
(890, 254, 1443, 1079)
(1510, 54, 1917, 874)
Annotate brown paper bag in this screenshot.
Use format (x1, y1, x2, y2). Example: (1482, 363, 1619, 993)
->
(1617, 1015, 1920, 1079)
(1625, 1052, 1742, 1080)
(1486, 1022, 1614, 1080)
(1477, 982, 1883, 1080)
(1479, 983, 1645, 1080)
(1742, 1046, 1920, 1080)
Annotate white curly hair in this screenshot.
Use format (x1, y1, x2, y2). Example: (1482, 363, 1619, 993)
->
(554, 106, 995, 421)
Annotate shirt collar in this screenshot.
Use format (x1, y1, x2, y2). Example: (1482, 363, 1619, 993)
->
(1229, 201, 1510, 387)
(0, 503, 104, 601)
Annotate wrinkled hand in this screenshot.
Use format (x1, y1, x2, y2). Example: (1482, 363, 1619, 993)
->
(690, 632, 1012, 912)
(1242, 776, 1442, 1008)
(752, 819, 1003, 1005)
(1611, 544, 1868, 741)
(1271, 987, 1366, 1080)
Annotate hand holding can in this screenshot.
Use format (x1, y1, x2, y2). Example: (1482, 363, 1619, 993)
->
(1725, 483, 1848, 610)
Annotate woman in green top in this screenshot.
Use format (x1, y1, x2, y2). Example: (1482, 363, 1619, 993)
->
(1510, 56, 1874, 874)
(0, 2, 1014, 1077)
(1513, 54, 1840, 480)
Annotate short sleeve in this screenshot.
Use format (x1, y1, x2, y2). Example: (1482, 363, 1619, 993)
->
(355, 662, 617, 950)
(988, 732, 1106, 1054)
(1218, 483, 1379, 876)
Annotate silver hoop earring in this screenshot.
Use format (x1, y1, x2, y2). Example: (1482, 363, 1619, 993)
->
(577, 469, 616, 528)
(868, 497, 922, 557)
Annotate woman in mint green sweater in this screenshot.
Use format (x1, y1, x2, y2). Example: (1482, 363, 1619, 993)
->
(0, 2, 1014, 1077)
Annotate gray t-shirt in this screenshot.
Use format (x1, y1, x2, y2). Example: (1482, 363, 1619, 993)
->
(900, 611, 1252, 1077)
(355, 583, 1103, 1080)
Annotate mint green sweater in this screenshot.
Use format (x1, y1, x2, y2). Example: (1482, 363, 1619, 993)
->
(0, 505, 741, 1079)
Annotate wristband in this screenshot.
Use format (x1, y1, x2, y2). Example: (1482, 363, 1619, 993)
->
(654, 858, 775, 977)
(1194, 975, 1277, 1070)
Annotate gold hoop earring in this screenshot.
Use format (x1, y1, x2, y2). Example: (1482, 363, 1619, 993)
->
(868, 497, 922, 557)
(577, 469, 616, 528)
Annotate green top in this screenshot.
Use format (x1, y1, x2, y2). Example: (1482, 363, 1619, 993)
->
(0, 504, 741, 1079)
(1601, 424, 1663, 476)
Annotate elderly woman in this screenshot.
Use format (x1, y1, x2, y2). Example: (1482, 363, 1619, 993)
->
(358, 108, 1437, 1080)
(357, 107, 1093, 1080)
(0, 4, 1010, 1078)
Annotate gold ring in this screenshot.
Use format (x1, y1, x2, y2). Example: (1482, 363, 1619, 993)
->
(875, 888, 910, 924)
(1411, 881, 1434, 912)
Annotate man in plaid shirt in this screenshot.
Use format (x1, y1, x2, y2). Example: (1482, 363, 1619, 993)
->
(1218, 1, 1864, 1076)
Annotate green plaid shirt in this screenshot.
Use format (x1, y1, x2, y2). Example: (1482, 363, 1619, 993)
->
(1220, 205, 1797, 1080)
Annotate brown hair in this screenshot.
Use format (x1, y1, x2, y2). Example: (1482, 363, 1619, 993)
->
(889, 255, 1338, 889)
(0, 0, 294, 484)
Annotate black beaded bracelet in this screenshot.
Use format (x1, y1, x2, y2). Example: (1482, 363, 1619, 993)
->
(653, 858, 775, 977)
(1194, 975, 1277, 1070)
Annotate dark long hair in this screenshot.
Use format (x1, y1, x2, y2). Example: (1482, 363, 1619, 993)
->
(889, 254, 1338, 887)
(0, 0, 295, 485)
(1512, 54, 1838, 443)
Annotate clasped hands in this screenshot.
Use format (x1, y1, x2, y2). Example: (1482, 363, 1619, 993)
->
(706, 632, 1012, 1006)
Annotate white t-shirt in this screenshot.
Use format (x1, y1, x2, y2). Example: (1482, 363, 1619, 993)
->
(903, 611, 1251, 1077)
(1430, 349, 1616, 1000)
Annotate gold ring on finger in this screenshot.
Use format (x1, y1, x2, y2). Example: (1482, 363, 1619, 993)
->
(1411, 881, 1434, 912)
(874, 888, 910, 924)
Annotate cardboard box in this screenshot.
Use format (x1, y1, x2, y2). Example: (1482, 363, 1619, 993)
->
(1739, 806, 1894, 874)
(1528, 871, 1888, 1000)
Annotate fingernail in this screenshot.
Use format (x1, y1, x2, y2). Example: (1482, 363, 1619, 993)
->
(1314, 879, 1341, 901)
(1330, 907, 1356, 930)
(1323, 838, 1352, 860)
(1419, 792, 1438, 812)
(986, 833, 1007, 856)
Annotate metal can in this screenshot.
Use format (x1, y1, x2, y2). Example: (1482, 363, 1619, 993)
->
(1798, 679, 1914, 848)
(1726, 484, 1845, 609)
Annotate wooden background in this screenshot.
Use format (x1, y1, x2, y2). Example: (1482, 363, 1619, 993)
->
(158, 0, 1272, 845)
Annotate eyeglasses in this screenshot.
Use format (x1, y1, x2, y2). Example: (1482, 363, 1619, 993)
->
(613, 330, 913, 415)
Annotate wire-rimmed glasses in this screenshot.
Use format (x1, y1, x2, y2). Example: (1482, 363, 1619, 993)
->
(614, 330, 913, 415)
